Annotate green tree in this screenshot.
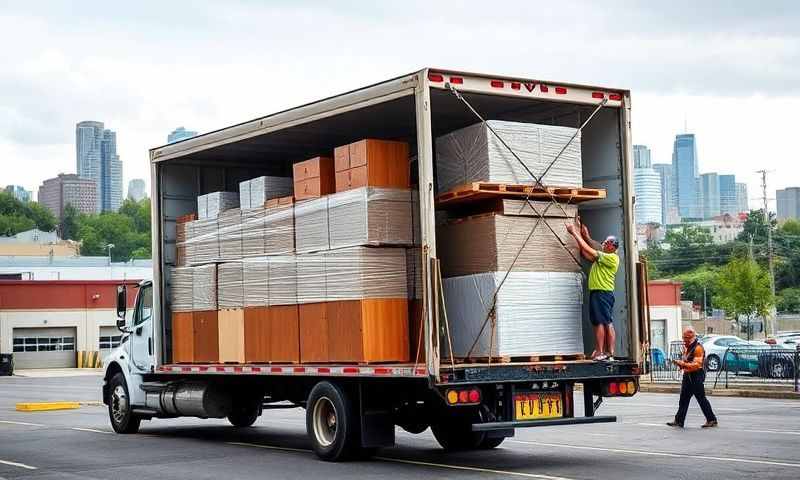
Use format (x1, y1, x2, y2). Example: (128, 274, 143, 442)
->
(61, 204, 80, 240)
(73, 198, 152, 261)
(714, 257, 773, 339)
(776, 287, 800, 314)
(738, 209, 775, 244)
(674, 265, 720, 313)
(0, 191, 56, 234)
(0, 214, 35, 236)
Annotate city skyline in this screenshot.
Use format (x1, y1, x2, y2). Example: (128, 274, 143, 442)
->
(75, 121, 122, 212)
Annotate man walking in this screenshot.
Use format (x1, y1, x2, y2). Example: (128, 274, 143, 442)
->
(667, 326, 718, 428)
(566, 218, 619, 361)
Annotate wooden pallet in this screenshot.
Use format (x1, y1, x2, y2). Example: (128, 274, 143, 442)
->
(436, 182, 606, 207)
(451, 353, 586, 364)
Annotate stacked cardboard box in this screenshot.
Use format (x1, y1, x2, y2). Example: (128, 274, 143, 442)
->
(328, 187, 414, 249)
(198, 191, 239, 219)
(334, 139, 410, 192)
(170, 264, 219, 363)
(239, 176, 293, 209)
(293, 157, 335, 201)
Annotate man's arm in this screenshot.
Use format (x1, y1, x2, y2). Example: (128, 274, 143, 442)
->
(567, 224, 599, 262)
(676, 344, 705, 372)
(578, 216, 601, 250)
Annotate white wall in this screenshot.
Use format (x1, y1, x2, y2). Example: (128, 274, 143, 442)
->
(650, 305, 682, 344)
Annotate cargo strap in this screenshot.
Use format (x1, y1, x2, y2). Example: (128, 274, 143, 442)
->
(445, 83, 608, 362)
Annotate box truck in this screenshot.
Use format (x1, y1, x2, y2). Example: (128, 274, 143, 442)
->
(103, 68, 647, 461)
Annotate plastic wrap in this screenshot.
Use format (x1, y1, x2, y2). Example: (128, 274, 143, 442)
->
(268, 255, 297, 305)
(294, 197, 330, 254)
(325, 247, 407, 300)
(186, 218, 219, 265)
(239, 180, 252, 209)
(218, 208, 242, 261)
(296, 253, 327, 304)
(264, 204, 295, 255)
(170, 267, 194, 312)
(444, 271, 584, 357)
(249, 176, 293, 207)
(218, 261, 244, 308)
(437, 212, 581, 277)
(240, 207, 266, 258)
(405, 247, 423, 300)
(435, 121, 582, 193)
(199, 191, 239, 219)
(243, 257, 269, 307)
(328, 187, 414, 249)
(192, 264, 218, 311)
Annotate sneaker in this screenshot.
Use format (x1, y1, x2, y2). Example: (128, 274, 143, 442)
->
(701, 420, 718, 428)
(593, 354, 608, 361)
(666, 421, 684, 428)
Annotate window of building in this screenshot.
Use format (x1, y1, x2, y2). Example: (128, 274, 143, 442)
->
(99, 335, 123, 350)
(12, 336, 75, 353)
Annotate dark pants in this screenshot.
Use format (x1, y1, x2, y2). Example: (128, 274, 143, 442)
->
(675, 373, 717, 425)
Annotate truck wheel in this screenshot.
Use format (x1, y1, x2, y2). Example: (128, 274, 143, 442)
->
(306, 381, 364, 461)
(478, 435, 505, 449)
(228, 404, 260, 428)
(108, 373, 140, 434)
(431, 416, 485, 451)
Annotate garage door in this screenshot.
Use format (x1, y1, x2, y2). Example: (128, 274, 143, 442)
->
(99, 326, 123, 361)
(12, 327, 77, 369)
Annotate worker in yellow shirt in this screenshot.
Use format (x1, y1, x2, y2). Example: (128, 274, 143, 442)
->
(566, 218, 620, 361)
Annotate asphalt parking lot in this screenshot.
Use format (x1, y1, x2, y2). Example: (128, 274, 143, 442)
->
(1, 374, 799, 479)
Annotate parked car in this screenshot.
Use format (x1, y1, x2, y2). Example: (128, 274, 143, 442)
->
(699, 335, 746, 371)
(722, 341, 770, 375)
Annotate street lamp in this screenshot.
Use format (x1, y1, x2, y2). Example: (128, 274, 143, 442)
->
(106, 243, 115, 265)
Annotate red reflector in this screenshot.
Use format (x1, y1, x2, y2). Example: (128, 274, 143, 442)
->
(317, 367, 330, 374)
(511, 82, 521, 90)
(609, 382, 618, 394)
(609, 93, 622, 101)
(592, 92, 605, 99)
(449, 76, 463, 84)
(540, 85, 549, 92)
(555, 87, 567, 94)
(428, 73, 444, 82)
(619, 382, 628, 394)
(490, 80, 504, 88)
(468, 389, 481, 403)
(458, 390, 470, 403)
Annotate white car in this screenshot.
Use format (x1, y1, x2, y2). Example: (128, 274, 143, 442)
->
(698, 335, 746, 371)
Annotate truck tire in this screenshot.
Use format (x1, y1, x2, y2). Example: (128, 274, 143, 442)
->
(478, 435, 506, 449)
(228, 404, 260, 428)
(431, 416, 485, 451)
(306, 381, 364, 461)
(108, 373, 141, 434)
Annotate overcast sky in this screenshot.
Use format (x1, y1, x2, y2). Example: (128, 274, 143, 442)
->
(2, 1, 798, 209)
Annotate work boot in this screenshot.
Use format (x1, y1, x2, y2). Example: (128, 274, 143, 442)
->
(666, 421, 683, 428)
(701, 420, 718, 428)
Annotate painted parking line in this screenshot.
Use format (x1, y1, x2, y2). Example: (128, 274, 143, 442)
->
(71, 427, 112, 434)
(0, 459, 37, 470)
(228, 441, 576, 479)
(509, 439, 800, 468)
(0, 420, 45, 427)
(636, 422, 800, 436)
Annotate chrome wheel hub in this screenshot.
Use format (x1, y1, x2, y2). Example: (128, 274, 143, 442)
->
(111, 385, 128, 424)
(312, 396, 337, 447)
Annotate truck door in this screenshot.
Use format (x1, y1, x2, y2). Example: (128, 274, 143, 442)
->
(129, 283, 154, 373)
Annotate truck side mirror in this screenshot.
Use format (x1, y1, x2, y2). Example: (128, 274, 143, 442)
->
(116, 285, 127, 329)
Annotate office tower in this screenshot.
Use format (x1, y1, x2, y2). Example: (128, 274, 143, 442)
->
(672, 133, 699, 218)
(634, 162, 662, 225)
(167, 127, 198, 144)
(654, 163, 677, 225)
(633, 145, 652, 169)
(777, 187, 800, 220)
(4, 185, 32, 202)
(700, 172, 721, 219)
(37, 174, 97, 218)
(736, 182, 749, 214)
(76, 121, 123, 212)
(127, 179, 147, 202)
(719, 174, 737, 215)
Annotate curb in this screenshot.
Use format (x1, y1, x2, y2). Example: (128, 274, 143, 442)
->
(639, 384, 800, 400)
(16, 402, 81, 412)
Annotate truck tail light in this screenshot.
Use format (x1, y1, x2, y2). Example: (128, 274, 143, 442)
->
(428, 73, 444, 82)
(555, 87, 567, 94)
(609, 93, 622, 101)
(603, 379, 638, 397)
(449, 76, 463, 84)
(592, 92, 605, 99)
(445, 388, 482, 405)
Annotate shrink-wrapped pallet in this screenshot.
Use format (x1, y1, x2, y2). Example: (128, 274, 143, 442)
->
(265, 204, 295, 255)
(436, 208, 580, 277)
(328, 187, 414, 249)
(240, 207, 266, 258)
(218, 262, 244, 309)
(188, 218, 219, 265)
(405, 247, 423, 300)
(435, 121, 582, 193)
(192, 264, 218, 311)
(200, 191, 239, 219)
(294, 197, 329, 253)
(296, 253, 326, 304)
(325, 247, 407, 300)
(243, 257, 269, 307)
(170, 267, 194, 312)
(249, 176, 293, 207)
(269, 255, 298, 305)
(218, 208, 242, 261)
(239, 180, 251, 210)
(444, 272, 584, 357)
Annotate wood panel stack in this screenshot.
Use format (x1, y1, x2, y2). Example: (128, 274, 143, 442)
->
(293, 157, 335, 201)
(218, 208, 243, 261)
(175, 213, 197, 267)
(170, 264, 219, 363)
(334, 139, 410, 192)
(239, 176, 293, 209)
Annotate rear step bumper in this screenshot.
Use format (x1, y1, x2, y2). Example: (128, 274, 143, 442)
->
(472, 415, 616, 431)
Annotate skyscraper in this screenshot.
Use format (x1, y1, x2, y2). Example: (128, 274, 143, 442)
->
(719, 174, 737, 215)
(4, 185, 32, 202)
(672, 133, 699, 219)
(76, 121, 123, 212)
(127, 179, 147, 202)
(38, 174, 97, 219)
(634, 161, 662, 224)
(736, 182, 749, 213)
(167, 127, 198, 144)
(633, 145, 652, 168)
(699, 173, 720, 219)
(777, 187, 800, 220)
(654, 163, 677, 225)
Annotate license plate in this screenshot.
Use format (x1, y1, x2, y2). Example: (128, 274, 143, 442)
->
(514, 392, 563, 420)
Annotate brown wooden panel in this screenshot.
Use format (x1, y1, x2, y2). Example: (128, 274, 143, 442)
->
(334, 170, 351, 192)
(328, 301, 363, 362)
(172, 312, 194, 363)
(334, 145, 350, 172)
(244, 306, 270, 362)
(361, 298, 409, 362)
(299, 303, 328, 362)
(218, 309, 245, 363)
(193, 310, 219, 363)
(293, 157, 321, 181)
(270, 305, 300, 363)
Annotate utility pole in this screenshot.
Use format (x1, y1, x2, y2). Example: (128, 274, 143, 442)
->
(756, 169, 776, 337)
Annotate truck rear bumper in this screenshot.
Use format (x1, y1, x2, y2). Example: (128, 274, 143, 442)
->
(472, 415, 616, 431)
